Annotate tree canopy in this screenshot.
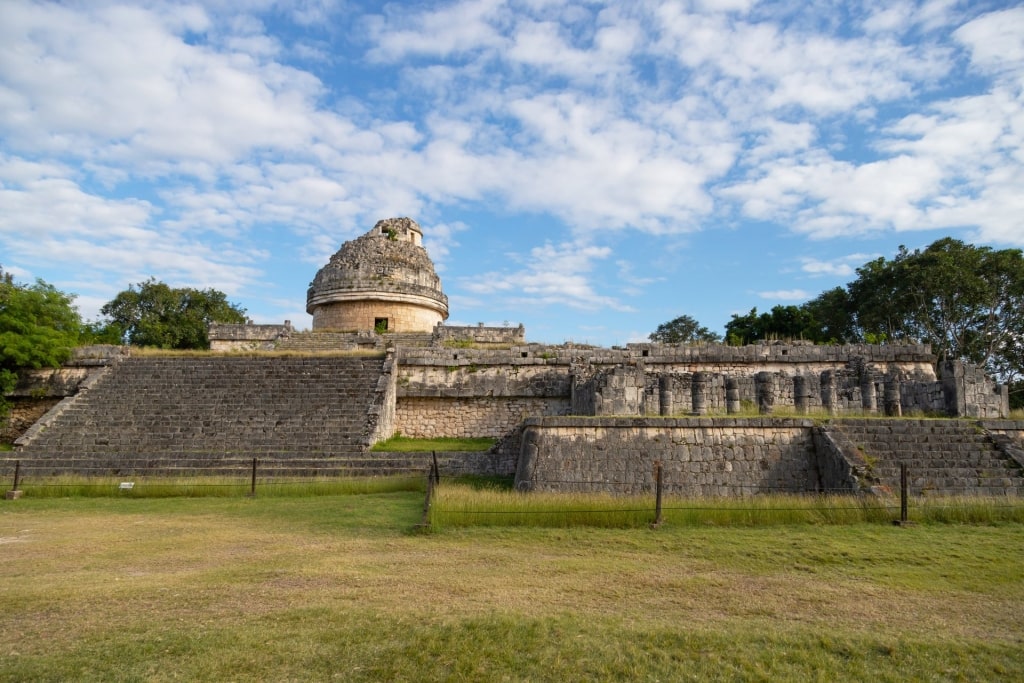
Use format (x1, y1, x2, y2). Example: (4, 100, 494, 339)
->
(648, 314, 721, 344)
(652, 238, 1024, 391)
(724, 305, 824, 345)
(0, 267, 82, 401)
(848, 238, 1024, 371)
(98, 279, 247, 349)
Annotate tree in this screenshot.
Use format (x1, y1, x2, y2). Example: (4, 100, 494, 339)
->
(99, 279, 247, 349)
(649, 314, 721, 344)
(800, 287, 857, 344)
(0, 267, 82, 407)
(724, 308, 761, 346)
(847, 239, 1024, 376)
(724, 305, 824, 345)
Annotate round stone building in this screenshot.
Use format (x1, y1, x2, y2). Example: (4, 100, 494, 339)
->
(307, 217, 449, 333)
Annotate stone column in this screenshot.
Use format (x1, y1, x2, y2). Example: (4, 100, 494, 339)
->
(725, 377, 741, 414)
(793, 375, 810, 415)
(691, 372, 709, 416)
(659, 375, 673, 416)
(861, 373, 878, 414)
(755, 371, 775, 415)
(820, 370, 838, 416)
(883, 375, 902, 417)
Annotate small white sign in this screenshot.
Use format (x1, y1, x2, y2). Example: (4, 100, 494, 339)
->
(118, 482, 135, 490)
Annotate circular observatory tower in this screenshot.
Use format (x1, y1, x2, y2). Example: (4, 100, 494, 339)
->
(307, 217, 449, 333)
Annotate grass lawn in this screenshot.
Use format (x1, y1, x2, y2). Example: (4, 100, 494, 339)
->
(1, 492, 1022, 681)
(370, 435, 497, 452)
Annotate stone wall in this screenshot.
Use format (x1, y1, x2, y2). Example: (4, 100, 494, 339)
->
(941, 360, 1009, 418)
(1, 398, 61, 444)
(512, 417, 1024, 496)
(311, 298, 444, 333)
(515, 417, 822, 495)
(209, 322, 293, 351)
(569, 357, 1007, 419)
(396, 396, 569, 438)
(433, 324, 526, 346)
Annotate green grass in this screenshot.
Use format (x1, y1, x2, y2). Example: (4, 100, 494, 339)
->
(10, 474, 423, 498)
(1, 493, 1021, 681)
(371, 435, 497, 452)
(431, 483, 1024, 528)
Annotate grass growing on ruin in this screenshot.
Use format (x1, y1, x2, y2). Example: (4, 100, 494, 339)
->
(1, 493, 1022, 682)
(430, 483, 1024, 529)
(371, 435, 497, 452)
(9, 474, 423, 499)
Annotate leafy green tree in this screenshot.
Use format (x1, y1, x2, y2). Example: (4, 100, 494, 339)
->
(847, 239, 1024, 374)
(724, 305, 824, 345)
(649, 314, 721, 344)
(99, 279, 247, 349)
(0, 267, 83, 407)
(724, 308, 762, 346)
(800, 287, 857, 344)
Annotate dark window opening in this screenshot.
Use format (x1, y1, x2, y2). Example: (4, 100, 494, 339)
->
(374, 318, 389, 333)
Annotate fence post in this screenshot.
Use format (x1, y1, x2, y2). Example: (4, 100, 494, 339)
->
(900, 463, 908, 523)
(431, 450, 440, 485)
(651, 461, 663, 528)
(893, 463, 912, 526)
(248, 457, 258, 498)
(419, 467, 435, 528)
(5, 460, 23, 500)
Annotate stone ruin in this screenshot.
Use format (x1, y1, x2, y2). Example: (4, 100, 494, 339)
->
(5, 217, 1023, 497)
(306, 217, 449, 334)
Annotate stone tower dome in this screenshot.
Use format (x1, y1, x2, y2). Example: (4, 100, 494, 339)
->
(307, 217, 449, 332)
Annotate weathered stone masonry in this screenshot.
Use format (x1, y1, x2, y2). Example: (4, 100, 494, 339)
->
(516, 417, 821, 495)
(5, 215, 1021, 495)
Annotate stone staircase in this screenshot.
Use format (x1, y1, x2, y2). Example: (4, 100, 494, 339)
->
(13, 356, 399, 475)
(829, 419, 1024, 496)
(273, 331, 384, 352)
(273, 331, 436, 353)
(384, 332, 436, 348)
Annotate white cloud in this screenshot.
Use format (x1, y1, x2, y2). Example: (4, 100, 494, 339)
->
(0, 2, 326, 168)
(460, 240, 629, 311)
(365, 0, 508, 61)
(800, 253, 876, 278)
(422, 220, 469, 271)
(954, 7, 1024, 73)
(757, 289, 809, 301)
(2, 0, 1024, 342)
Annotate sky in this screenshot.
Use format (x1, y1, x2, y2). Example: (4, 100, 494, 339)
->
(1, 0, 1023, 347)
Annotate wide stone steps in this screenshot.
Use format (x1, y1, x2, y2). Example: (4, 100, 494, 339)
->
(274, 332, 384, 352)
(16, 356, 388, 464)
(832, 419, 1024, 496)
(274, 332, 436, 353)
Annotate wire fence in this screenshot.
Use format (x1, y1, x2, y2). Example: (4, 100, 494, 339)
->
(421, 461, 1024, 529)
(3, 456, 1022, 528)
(0, 456, 428, 499)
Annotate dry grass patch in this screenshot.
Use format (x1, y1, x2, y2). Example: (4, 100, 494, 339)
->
(1, 494, 1022, 681)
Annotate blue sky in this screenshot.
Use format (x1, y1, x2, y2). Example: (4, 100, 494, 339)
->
(1, 0, 1022, 346)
